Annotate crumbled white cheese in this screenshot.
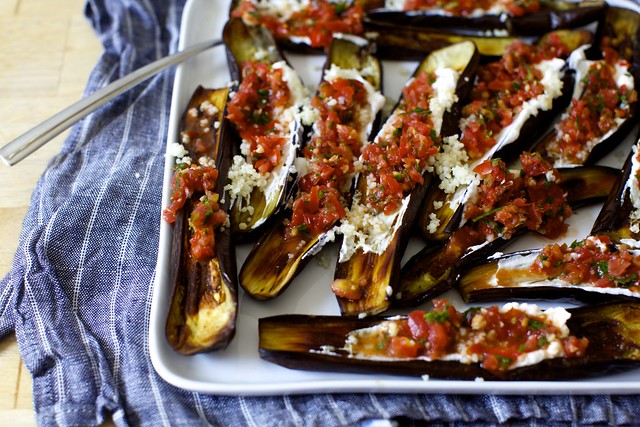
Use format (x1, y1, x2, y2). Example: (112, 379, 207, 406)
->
(434, 135, 474, 194)
(198, 156, 216, 167)
(199, 100, 218, 117)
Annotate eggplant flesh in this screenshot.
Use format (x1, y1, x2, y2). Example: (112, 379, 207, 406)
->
(165, 87, 238, 355)
(366, 0, 605, 37)
(396, 165, 619, 308)
(223, 18, 306, 238)
(332, 41, 479, 317)
(258, 301, 640, 380)
(238, 35, 384, 300)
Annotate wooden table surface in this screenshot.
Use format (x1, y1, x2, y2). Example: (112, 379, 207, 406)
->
(0, 0, 103, 424)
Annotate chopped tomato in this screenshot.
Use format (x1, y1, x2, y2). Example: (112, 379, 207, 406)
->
(227, 61, 292, 175)
(464, 153, 571, 241)
(360, 71, 440, 215)
(346, 298, 588, 372)
(163, 165, 219, 222)
(460, 39, 569, 159)
(232, 0, 364, 49)
(533, 235, 640, 291)
(290, 77, 372, 237)
(163, 165, 227, 262)
(290, 186, 347, 236)
(545, 59, 637, 165)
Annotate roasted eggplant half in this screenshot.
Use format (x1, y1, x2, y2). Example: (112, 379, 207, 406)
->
(366, 0, 605, 37)
(259, 299, 640, 380)
(591, 131, 640, 240)
(331, 41, 479, 317)
(396, 155, 619, 308)
(531, 43, 638, 167)
(163, 86, 238, 355)
(239, 35, 385, 300)
(223, 18, 308, 238)
(416, 33, 587, 241)
(228, 0, 384, 51)
(457, 235, 640, 303)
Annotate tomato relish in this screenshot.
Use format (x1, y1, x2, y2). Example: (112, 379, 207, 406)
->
(231, 0, 364, 49)
(227, 61, 293, 175)
(344, 299, 587, 372)
(290, 76, 371, 236)
(360, 71, 440, 215)
(463, 152, 571, 241)
(533, 235, 640, 291)
(402, 0, 540, 17)
(460, 36, 570, 159)
(163, 165, 228, 262)
(544, 51, 637, 165)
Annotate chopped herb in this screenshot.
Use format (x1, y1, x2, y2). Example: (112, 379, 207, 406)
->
(570, 240, 584, 249)
(472, 206, 504, 222)
(537, 335, 549, 348)
(595, 260, 608, 278)
(425, 310, 449, 324)
(495, 355, 513, 370)
(528, 318, 546, 331)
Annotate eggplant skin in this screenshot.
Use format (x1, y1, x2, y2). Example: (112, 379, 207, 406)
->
(165, 87, 238, 355)
(365, 0, 606, 37)
(591, 131, 639, 238)
(259, 302, 640, 380)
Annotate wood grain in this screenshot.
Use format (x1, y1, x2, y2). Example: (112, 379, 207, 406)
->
(0, 0, 103, 424)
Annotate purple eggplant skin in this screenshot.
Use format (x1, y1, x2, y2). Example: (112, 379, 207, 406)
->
(455, 247, 639, 305)
(165, 87, 238, 355)
(365, 0, 606, 38)
(364, 19, 520, 60)
(395, 165, 620, 308)
(258, 301, 640, 380)
(590, 127, 640, 241)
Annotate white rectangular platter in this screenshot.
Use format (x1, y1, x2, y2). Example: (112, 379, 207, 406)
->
(149, 0, 640, 395)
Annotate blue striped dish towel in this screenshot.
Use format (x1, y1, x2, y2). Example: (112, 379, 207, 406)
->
(0, 0, 639, 425)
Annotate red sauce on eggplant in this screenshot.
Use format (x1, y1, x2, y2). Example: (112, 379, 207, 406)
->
(227, 61, 292, 174)
(533, 235, 640, 291)
(461, 37, 569, 159)
(232, 0, 363, 49)
(463, 152, 572, 241)
(403, 0, 540, 17)
(544, 50, 637, 165)
(291, 77, 370, 236)
(360, 71, 439, 215)
(163, 165, 227, 262)
(347, 299, 587, 372)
